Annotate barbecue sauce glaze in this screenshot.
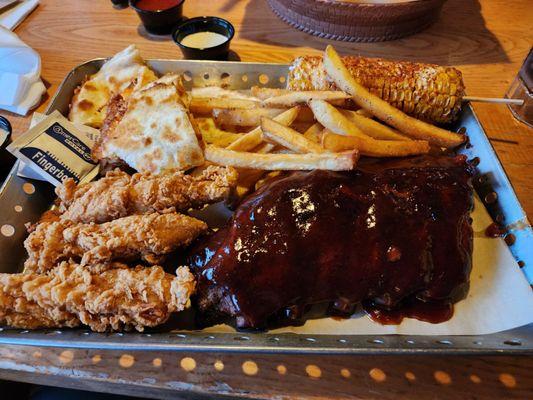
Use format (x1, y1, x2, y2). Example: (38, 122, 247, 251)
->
(188, 155, 474, 329)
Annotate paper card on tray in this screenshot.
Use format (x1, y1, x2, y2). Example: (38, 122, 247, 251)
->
(15, 112, 54, 180)
(8, 110, 100, 186)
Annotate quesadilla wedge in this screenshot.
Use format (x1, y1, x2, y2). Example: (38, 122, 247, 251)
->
(69, 45, 157, 128)
(93, 74, 204, 174)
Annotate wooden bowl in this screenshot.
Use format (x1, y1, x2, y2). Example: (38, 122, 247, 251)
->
(267, 0, 448, 42)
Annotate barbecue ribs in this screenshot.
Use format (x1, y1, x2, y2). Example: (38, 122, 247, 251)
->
(188, 155, 474, 329)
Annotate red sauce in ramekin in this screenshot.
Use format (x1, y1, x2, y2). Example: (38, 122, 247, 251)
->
(135, 0, 181, 11)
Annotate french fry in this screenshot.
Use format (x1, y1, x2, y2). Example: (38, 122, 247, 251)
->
(251, 86, 289, 100)
(227, 107, 300, 152)
(226, 167, 267, 208)
(231, 167, 281, 207)
(355, 109, 373, 118)
(254, 142, 276, 153)
(339, 109, 411, 141)
(237, 141, 276, 191)
(231, 141, 276, 203)
(291, 122, 314, 133)
(213, 108, 284, 127)
(323, 45, 465, 148)
(252, 87, 352, 108)
(303, 122, 323, 143)
(205, 145, 358, 171)
(196, 118, 241, 147)
(190, 97, 261, 115)
(263, 91, 351, 108)
(309, 99, 370, 139)
(295, 106, 316, 123)
(261, 117, 324, 154)
(255, 171, 282, 190)
(237, 168, 267, 189)
(191, 86, 259, 101)
(322, 130, 430, 157)
(309, 100, 427, 156)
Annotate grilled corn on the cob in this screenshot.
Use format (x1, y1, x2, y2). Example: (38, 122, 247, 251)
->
(287, 56, 465, 124)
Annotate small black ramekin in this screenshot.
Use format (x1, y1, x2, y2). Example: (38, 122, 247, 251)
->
(172, 16, 234, 60)
(129, 0, 185, 35)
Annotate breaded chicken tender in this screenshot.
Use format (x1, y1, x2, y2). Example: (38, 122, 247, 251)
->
(56, 165, 238, 224)
(0, 262, 195, 332)
(24, 213, 207, 273)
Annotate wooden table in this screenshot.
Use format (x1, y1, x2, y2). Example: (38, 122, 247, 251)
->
(3, 0, 533, 218)
(0, 0, 532, 399)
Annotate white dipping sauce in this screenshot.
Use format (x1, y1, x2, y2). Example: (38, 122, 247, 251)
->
(180, 32, 228, 49)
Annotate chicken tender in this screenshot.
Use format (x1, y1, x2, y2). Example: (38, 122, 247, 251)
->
(0, 262, 195, 332)
(56, 165, 238, 223)
(24, 213, 207, 273)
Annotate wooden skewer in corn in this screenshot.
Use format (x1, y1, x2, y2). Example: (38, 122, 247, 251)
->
(463, 96, 524, 106)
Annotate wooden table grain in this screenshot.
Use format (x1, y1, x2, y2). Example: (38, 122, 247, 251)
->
(0, 0, 532, 399)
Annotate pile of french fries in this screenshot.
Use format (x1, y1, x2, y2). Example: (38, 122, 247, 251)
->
(190, 45, 465, 197)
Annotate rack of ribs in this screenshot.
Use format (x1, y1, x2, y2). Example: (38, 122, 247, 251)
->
(188, 155, 474, 329)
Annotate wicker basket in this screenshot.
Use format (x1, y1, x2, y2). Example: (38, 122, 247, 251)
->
(267, 0, 448, 42)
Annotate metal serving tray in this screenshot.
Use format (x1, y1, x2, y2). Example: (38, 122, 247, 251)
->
(0, 59, 531, 354)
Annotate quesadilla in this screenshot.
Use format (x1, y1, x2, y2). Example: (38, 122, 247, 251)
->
(69, 45, 157, 128)
(92, 74, 204, 174)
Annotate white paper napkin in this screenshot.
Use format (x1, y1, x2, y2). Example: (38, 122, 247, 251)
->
(0, 26, 45, 115)
(0, 0, 39, 30)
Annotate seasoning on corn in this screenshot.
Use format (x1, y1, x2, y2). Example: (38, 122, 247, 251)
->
(287, 56, 465, 125)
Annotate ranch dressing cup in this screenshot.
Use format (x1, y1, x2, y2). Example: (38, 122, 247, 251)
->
(173, 17, 235, 60)
(180, 32, 228, 49)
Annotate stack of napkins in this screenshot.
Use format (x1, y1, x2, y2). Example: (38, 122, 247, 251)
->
(0, 0, 44, 115)
(0, 0, 39, 30)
